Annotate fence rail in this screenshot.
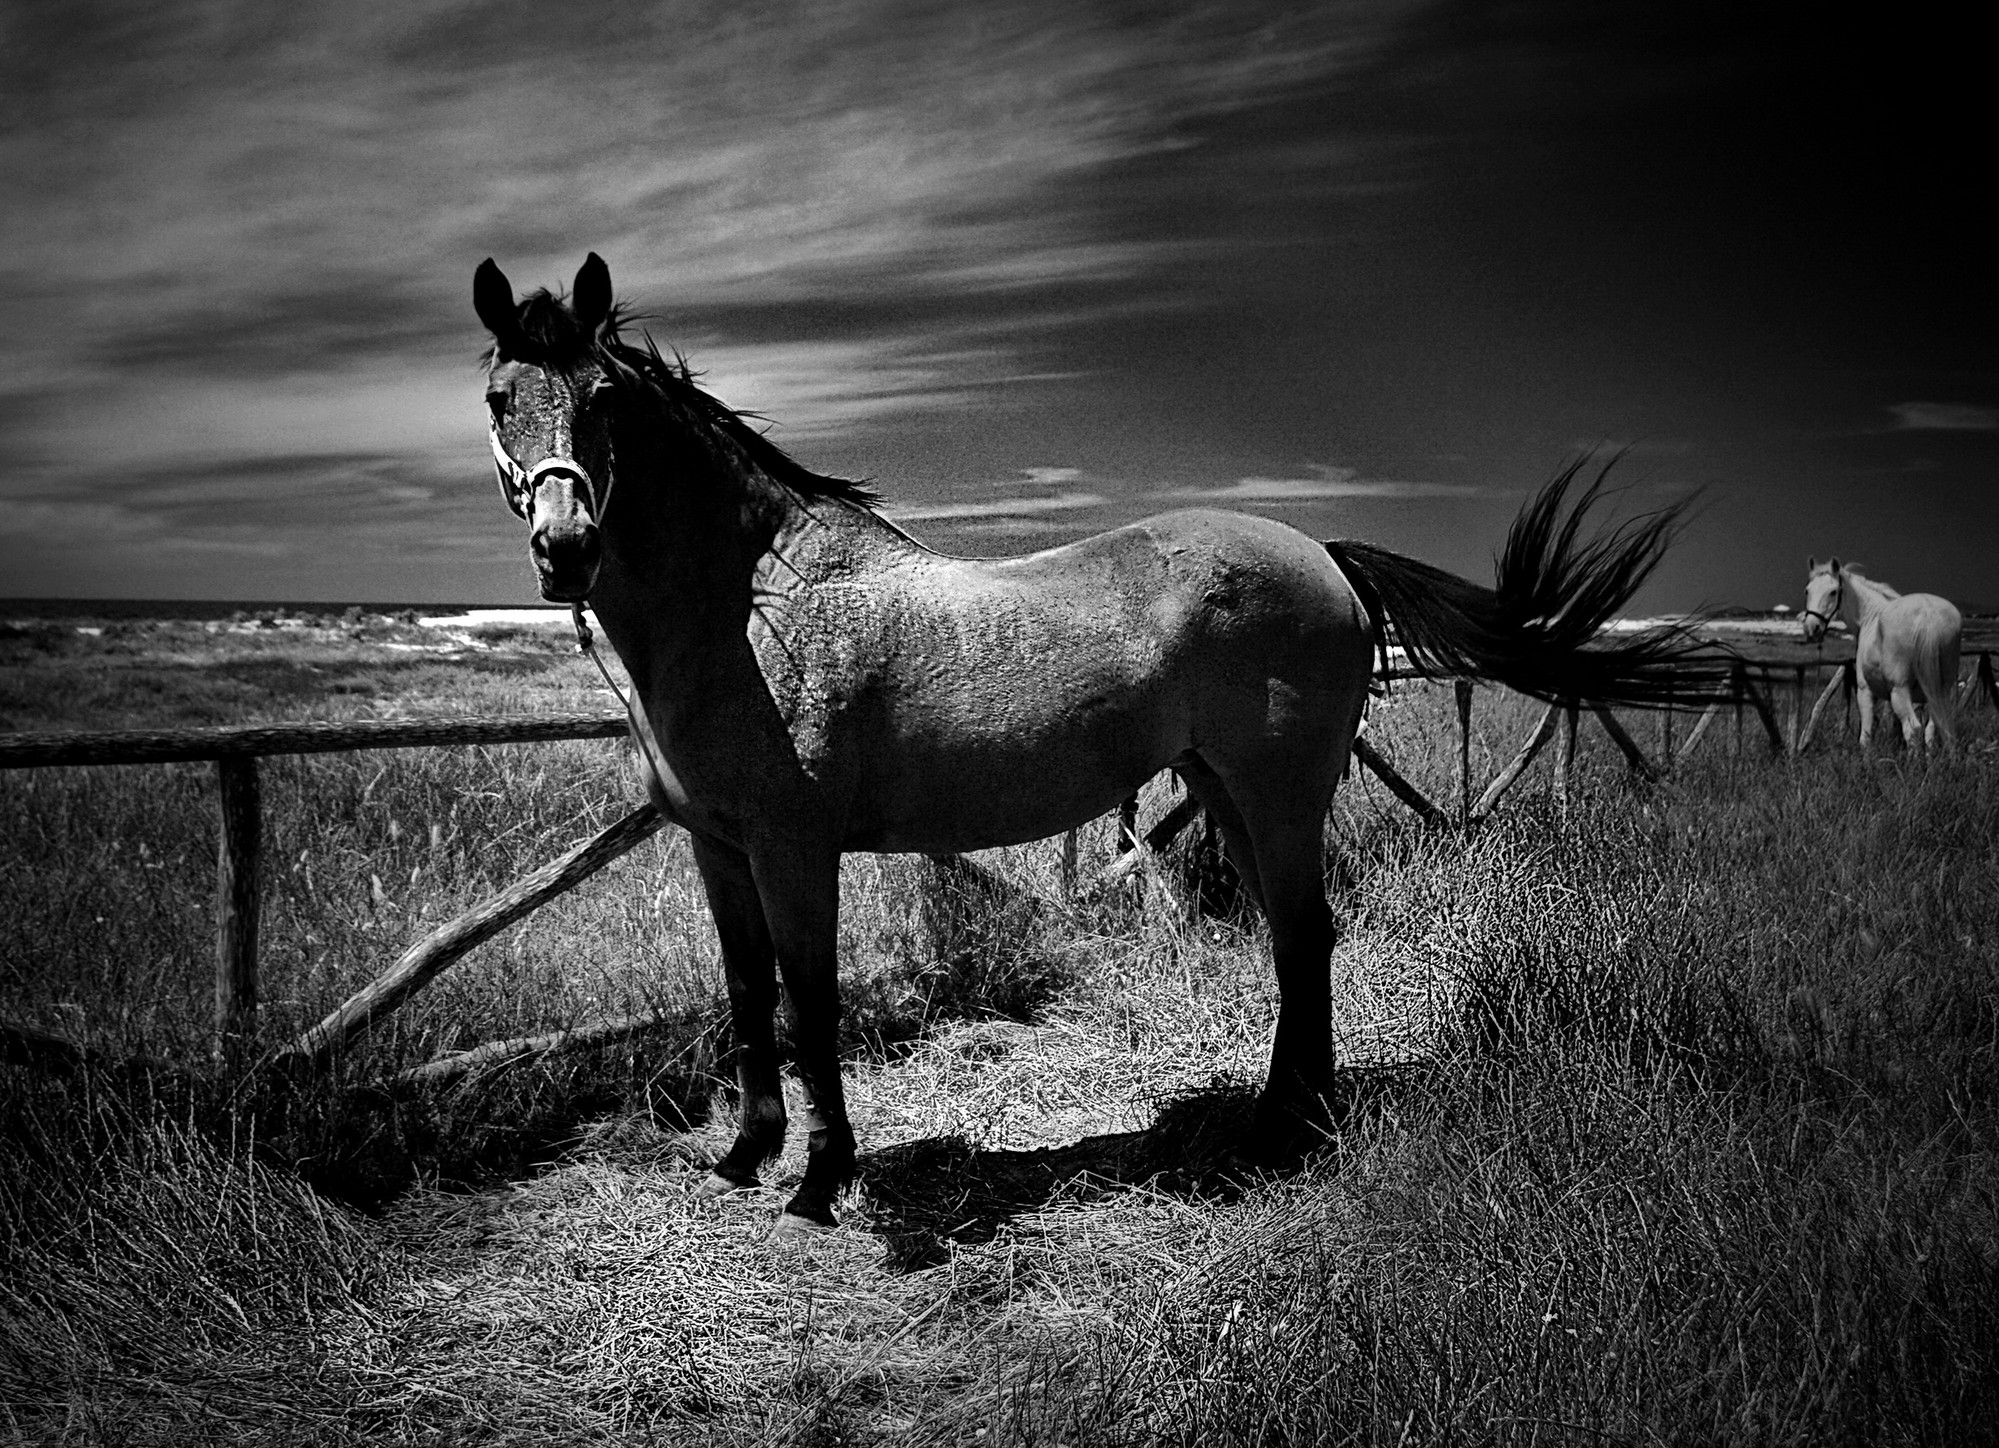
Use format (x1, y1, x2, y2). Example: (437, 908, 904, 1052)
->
(0, 711, 629, 770)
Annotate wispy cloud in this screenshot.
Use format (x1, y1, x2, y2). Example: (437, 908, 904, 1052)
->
(884, 463, 1107, 522)
(1161, 463, 1481, 504)
(684, 339, 1002, 440)
(1887, 402, 1999, 432)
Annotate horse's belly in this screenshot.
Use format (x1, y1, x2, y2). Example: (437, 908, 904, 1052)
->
(849, 713, 1188, 852)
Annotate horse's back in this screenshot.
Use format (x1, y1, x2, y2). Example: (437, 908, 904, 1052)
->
(952, 508, 1372, 693)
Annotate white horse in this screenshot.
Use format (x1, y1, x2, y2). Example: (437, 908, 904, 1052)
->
(1801, 557, 1961, 752)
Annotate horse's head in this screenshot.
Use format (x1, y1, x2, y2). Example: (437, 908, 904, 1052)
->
(474, 253, 622, 603)
(1801, 556, 1844, 641)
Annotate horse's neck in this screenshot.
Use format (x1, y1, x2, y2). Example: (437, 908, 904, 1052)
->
(1842, 571, 1894, 626)
(589, 454, 913, 687)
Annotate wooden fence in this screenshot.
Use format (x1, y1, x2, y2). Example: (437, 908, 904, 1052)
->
(4, 625, 1994, 1083)
(0, 713, 634, 1067)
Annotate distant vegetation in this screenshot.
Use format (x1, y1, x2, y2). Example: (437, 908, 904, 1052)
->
(2, 619, 1994, 1444)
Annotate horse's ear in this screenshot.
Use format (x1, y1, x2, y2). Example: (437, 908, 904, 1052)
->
(474, 259, 522, 349)
(1828, 556, 1842, 573)
(1806, 555, 1816, 570)
(573, 252, 612, 333)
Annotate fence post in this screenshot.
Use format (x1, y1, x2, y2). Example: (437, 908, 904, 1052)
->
(1658, 700, 1674, 771)
(277, 805, 664, 1076)
(214, 756, 260, 1056)
(1554, 699, 1578, 819)
(1732, 664, 1744, 761)
(1739, 668, 1787, 756)
(1797, 664, 1849, 754)
(1454, 679, 1473, 829)
(1472, 701, 1560, 820)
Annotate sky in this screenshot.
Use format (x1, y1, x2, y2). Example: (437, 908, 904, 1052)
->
(1, 0, 1992, 612)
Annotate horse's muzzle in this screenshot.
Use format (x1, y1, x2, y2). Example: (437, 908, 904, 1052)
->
(531, 521, 601, 602)
(527, 467, 603, 602)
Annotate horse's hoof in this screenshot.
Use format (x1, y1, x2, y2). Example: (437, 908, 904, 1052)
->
(771, 1211, 834, 1242)
(694, 1171, 750, 1201)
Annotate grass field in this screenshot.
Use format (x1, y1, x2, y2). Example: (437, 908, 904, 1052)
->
(2, 612, 1996, 1445)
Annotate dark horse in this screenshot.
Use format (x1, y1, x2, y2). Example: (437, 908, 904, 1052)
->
(476, 253, 1706, 1236)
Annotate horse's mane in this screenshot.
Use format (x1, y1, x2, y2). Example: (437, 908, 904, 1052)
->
(1841, 563, 1900, 598)
(490, 289, 880, 509)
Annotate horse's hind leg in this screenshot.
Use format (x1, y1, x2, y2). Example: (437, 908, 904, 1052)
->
(1183, 760, 1339, 1158)
(1175, 762, 1266, 913)
(690, 834, 788, 1197)
(1890, 684, 1925, 752)
(1242, 816, 1339, 1153)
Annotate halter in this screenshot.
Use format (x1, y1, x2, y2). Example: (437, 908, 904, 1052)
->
(485, 422, 668, 803)
(1801, 570, 1844, 635)
(489, 421, 616, 525)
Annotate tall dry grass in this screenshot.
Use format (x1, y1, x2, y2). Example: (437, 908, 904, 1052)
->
(2, 623, 1996, 1444)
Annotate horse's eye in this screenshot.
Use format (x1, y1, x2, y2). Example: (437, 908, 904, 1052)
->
(486, 390, 508, 422)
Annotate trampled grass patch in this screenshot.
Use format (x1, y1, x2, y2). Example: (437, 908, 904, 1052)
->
(2, 628, 1996, 1443)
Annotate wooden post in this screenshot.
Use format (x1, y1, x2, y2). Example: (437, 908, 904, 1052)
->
(1060, 827, 1079, 893)
(1679, 696, 1727, 764)
(387, 1010, 681, 1089)
(1739, 668, 1787, 756)
(215, 757, 261, 1056)
(1658, 702, 1674, 772)
(1796, 665, 1848, 754)
(1472, 701, 1560, 819)
(1791, 666, 1806, 753)
(1092, 794, 1203, 889)
(1351, 736, 1450, 827)
(1589, 704, 1660, 783)
(276, 805, 665, 1077)
(1732, 665, 1744, 760)
(1454, 679, 1474, 829)
(1553, 700, 1579, 819)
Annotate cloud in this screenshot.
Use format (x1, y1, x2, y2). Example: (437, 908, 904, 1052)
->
(883, 465, 1106, 521)
(885, 489, 1107, 523)
(1162, 463, 1481, 503)
(683, 339, 1001, 440)
(1887, 402, 1999, 432)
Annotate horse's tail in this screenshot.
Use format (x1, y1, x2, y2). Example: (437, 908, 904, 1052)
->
(1912, 617, 1963, 750)
(1323, 459, 1729, 709)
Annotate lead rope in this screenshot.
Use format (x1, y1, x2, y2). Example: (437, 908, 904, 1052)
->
(571, 604, 673, 804)
(570, 603, 628, 707)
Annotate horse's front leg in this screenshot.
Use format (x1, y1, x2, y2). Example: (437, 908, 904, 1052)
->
(749, 843, 855, 1236)
(689, 834, 787, 1197)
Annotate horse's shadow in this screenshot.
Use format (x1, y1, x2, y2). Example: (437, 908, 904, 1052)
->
(855, 1063, 1423, 1271)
